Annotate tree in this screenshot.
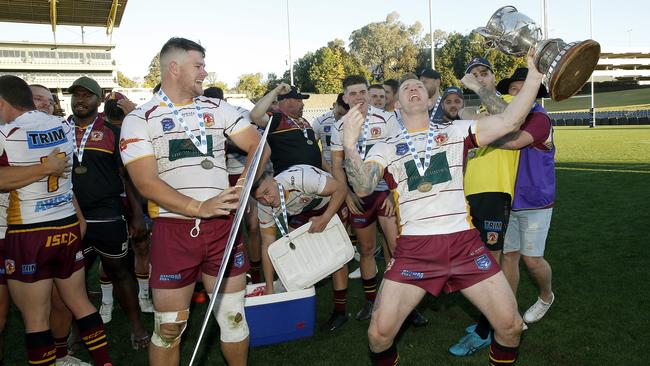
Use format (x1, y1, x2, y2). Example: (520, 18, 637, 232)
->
(236, 73, 267, 101)
(117, 71, 137, 88)
(266, 72, 286, 91)
(349, 12, 423, 81)
(143, 53, 160, 88)
(309, 47, 345, 94)
(327, 39, 371, 81)
(204, 72, 229, 91)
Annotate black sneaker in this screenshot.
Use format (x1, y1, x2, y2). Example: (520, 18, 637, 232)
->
(355, 301, 374, 321)
(320, 311, 348, 332)
(407, 308, 428, 327)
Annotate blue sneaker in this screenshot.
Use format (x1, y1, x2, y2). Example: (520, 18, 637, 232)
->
(448, 332, 491, 356)
(465, 323, 477, 334)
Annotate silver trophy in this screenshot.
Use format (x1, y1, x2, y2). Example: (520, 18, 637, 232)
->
(476, 5, 600, 101)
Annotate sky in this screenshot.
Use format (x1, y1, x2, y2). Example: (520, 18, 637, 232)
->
(0, 0, 648, 87)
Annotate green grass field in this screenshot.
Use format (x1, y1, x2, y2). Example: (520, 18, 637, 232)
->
(543, 88, 650, 112)
(3, 126, 650, 365)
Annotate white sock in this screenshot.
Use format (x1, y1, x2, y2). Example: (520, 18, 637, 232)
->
(137, 278, 150, 299)
(100, 282, 113, 304)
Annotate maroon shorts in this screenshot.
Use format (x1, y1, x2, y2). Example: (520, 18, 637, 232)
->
(4, 216, 85, 283)
(383, 229, 500, 296)
(288, 205, 348, 229)
(0, 238, 5, 285)
(149, 215, 249, 289)
(349, 190, 390, 228)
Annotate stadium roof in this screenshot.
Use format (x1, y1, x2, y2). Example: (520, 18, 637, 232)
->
(0, 0, 128, 34)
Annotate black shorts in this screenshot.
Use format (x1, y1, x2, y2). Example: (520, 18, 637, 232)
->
(82, 218, 129, 259)
(466, 192, 511, 251)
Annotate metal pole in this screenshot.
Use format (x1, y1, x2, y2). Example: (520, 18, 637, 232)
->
(589, 0, 596, 127)
(287, 0, 294, 85)
(542, 0, 549, 39)
(428, 0, 435, 69)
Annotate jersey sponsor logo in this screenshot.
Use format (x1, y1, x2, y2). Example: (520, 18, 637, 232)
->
(401, 269, 424, 279)
(324, 126, 331, 133)
(484, 220, 503, 232)
(45, 232, 78, 247)
(203, 113, 215, 127)
(404, 152, 452, 192)
(371, 127, 382, 137)
(396, 143, 408, 155)
(475, 253, 492, 270)
(4, 259, 15, 275)
(26, 126, 68, 149)
(434, 132, 448, 145)
(34, 192, 73, 212)
(159, 273, 182, 281)
(234, 252, 245, 268)
(90, 130, 104, 141)
(119, 137, 144, 152)
(161, 118, 175, 132)
(21, 263, 36, 275)
(352, 217, 367, 224)
(168, 136, 214, 161)
(486, 232, 499, 245)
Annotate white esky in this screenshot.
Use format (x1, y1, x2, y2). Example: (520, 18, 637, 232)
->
(0, 0, 647, 87)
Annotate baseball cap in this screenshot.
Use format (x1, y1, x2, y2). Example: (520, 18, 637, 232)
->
(465, 57, 493, 74)
(441, 86, 464, 101)
(417, 68, 441, 80)
(277, 86, 310, 101)
(496, 67, 549, 98)
(69, 76, 102, 99)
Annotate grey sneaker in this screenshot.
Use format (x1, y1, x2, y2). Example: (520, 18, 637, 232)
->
(523, 293, 554, 323)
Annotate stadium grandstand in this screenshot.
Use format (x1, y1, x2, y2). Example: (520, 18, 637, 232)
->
(0, 0, 128, 115)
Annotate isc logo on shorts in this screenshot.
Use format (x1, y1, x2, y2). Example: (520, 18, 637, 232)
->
(45, 232, 78, 247)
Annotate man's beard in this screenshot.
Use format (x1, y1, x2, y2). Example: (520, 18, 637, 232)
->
(73, 106, 98, 120)
(443, 110, 459, 121)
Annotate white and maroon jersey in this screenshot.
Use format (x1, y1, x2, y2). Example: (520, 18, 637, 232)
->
(0, 111, 76, 225)
(226, 106, 257, 176)
(365, 120, 479, 236)
(330, 105, 399, 192)
(120, 96, 253, 219)
(258, 165, 331, 229)
(311, 110, 336, 165)
(0, 192, 8, 238)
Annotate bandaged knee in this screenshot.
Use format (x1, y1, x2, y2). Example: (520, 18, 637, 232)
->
(210, 290, 249, 343)
(151, 309, 190, 348)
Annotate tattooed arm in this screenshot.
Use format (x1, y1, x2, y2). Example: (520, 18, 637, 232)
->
(460, 73, 508, 115)
(343, 150, 383, 197)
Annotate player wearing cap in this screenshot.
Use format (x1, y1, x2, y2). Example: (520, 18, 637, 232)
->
(342, 51, 543, 366)
(120, 37, 263, 366)
(0, 75, 113, 366)
(494, 68, 557, 325)
(417, 68, 443, 119)
(438, 86, 465, 124)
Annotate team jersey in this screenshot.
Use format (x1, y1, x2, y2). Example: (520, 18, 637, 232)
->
(330, 105, 399, 192)
(120, 96, 252, 219)
(365, 120, 478, 236)
(0, 111, 76, 225)
(225, 106, 254, 176)
(311, 110, 337, 165)
(258, 165, 330, 229)
(0, 193, 8, 238)
(70, 115, 125, 219)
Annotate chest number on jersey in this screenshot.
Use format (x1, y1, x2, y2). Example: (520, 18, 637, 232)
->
(40, 152, 67, 192)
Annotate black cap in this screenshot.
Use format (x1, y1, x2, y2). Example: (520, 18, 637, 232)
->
(441, 86, 464, 101)
(277, 86, 310, 101)
(496, 68, 549, 98)
(417, 68, 441, 80)
(465, 57, 493, 74)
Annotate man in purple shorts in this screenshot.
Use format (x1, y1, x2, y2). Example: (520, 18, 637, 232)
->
(341, 51, 544, 365)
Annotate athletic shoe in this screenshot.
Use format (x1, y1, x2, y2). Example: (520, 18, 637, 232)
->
(407, 309, 428, 327)
(355, 301, 373, 321)
(99, 302, 113, 324)
(465, 323, 477, 334)
(320, 311, 348, 332)
(139, 297, 154, 314)
(523, 293, 555, 323)
(448, 332, 491, 357)
(522, 322, 528, 331)
(348, 267, 361, 279)
(56, 355, 92, 366)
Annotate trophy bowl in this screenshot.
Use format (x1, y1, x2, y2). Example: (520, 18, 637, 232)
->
(476, 6, 600, 101)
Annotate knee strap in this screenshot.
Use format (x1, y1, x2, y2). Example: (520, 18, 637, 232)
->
(211, 290, 249, 343)
(151, 309, 190, 348)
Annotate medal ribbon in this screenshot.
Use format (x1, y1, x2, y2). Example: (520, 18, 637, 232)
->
(398, 117, 436, 177)
(271, 182, 289, 237)
(73, 115, 98, 164)
(358, 106, 372, 160)
(429, 96, 442, 124)
(287, 117, 310, 141)
(156, 89, 207, 154)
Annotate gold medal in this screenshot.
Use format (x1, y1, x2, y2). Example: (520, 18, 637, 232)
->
(306, 139, 314, 145)
(417, 182, 433, 192)
(74, 165, 88, 174)
(200, 159, 214, 170)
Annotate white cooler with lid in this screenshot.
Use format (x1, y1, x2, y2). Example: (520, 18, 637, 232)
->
(267, 214, 354, 291)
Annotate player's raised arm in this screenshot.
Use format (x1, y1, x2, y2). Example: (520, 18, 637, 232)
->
(341, 104, 384, 197)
